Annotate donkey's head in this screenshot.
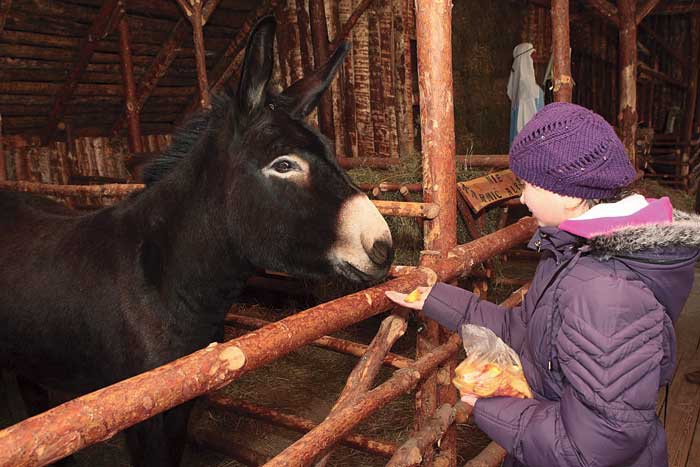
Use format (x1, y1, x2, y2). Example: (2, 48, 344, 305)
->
(215, 17, 393, 284)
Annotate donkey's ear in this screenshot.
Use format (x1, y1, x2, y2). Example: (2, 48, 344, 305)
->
(277, 42, 349, 119)
(237, 16, 276, 116)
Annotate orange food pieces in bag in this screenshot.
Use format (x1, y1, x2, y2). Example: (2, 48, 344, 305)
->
(452, 324, 533, 399)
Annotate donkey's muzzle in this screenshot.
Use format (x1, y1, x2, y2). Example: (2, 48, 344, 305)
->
(367, 239, 393, 267)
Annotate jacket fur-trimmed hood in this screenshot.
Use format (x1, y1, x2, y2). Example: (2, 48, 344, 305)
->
(589, 209, 700, 257)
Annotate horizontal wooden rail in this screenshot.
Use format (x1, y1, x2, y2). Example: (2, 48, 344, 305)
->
(373, 200, 439, 219)
(205, 394, 397, 458)
(0, 181, 444, 219)
(224, 315, 413, 369)
(263, 334, 464, 466)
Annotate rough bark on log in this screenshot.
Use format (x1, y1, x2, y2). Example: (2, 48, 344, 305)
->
(283, 0, 303, 83)
(224, 314, 413, 369)
(387, 402, 468, 467)
(338, 0, 358, 158)
(551, 0, 572, 102)
(373, 200, 439, 219)
(117, 16, 142, 153)
(415, 3, 459, 454)
(352, 0, 375, 159)
(380, 0, 399, 159)
(310, 0, 334, 141)
(618, 0, 638, 166)
(295, 0, 314, 74)
(263, 334, 463, 467)
(463, 442, 507, 467)
(367, 5, 390, 158)
(314, 313, 408, 466)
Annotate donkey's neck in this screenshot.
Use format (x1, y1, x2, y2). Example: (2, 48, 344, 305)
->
(120, 154, 252, 321)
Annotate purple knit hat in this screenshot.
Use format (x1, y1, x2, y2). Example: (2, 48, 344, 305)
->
(509, 102, 636, 199)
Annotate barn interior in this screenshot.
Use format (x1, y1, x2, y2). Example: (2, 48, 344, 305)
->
(1, 0, 700, 466)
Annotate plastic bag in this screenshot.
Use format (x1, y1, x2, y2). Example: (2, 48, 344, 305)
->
(452, 324, 533, 399)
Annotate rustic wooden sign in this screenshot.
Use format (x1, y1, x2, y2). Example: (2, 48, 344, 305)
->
(457, 169, 524, 212)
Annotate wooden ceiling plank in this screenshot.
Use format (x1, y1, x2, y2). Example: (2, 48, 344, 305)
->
(40, 0, 124, 143)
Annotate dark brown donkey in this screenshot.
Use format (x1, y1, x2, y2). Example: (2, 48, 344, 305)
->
(0, 17, 393, 466)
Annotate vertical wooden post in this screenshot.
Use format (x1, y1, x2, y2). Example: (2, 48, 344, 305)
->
(117, 14, 143, 153)
(683, 14, 699, 146)
(415, 0, 458, 465)
(177, 0, 211, 110)
(696, 61, 700, 137)
(682, 14, 700, 191)
(0, 113, 5, 181)
(618, 0, 638, 167)
(309, 0, 335, 143)
(551, 0, 572, 102)
(191, 0, 211, 110)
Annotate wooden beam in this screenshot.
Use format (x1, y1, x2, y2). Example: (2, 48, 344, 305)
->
(117, 15, 142, 153)
(175, 0, 193, 17)
(176, 0, 212, 111)
(0, 114, 5, 181)
(639, 22, 688, 68)
(309, 0, 334, 141)
(0, 0, 11, 37)
(682, 14, 700, 158)
(636, 0, 663, 25)
(618, 0, 638, 166)
(329, 0, 375, 52)
(177, 0, 279, 123)
(112, 0, 224, 133)
(638, 62, 687, 89)
(652, 3, 700, 15)
(551, 0, 572, 102)
(41, 0, 123, 144)
(583, 0, 619, 27)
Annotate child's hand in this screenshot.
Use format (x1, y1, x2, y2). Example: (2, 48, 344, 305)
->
(460, 393, 478, 407)
(384, 286, 433, 310)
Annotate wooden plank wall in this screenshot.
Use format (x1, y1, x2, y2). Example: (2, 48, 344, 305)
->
(523, 4, 692, 138)
(274, 0, 415, 160)
(1, 134, 170, 183)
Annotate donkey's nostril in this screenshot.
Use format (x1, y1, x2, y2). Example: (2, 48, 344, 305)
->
(368, 240, 392, 266)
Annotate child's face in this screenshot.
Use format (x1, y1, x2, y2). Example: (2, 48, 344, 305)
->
(519, 181, 587, 227)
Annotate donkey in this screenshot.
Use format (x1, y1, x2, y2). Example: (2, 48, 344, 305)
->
(0, 17, 393, 466)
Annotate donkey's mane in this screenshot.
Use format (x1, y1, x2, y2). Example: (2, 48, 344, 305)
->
(142, 91, 232, 185)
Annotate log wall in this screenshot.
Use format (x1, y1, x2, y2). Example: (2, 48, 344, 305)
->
(1, 133, 170, 184)
(272, 0, 416, 160)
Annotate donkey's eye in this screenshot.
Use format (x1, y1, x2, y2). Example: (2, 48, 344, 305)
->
(262, 155, 308, 181)
(273, 159, 295, 173)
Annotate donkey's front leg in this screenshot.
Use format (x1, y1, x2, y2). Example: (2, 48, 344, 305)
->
(125, 401, 194, 467)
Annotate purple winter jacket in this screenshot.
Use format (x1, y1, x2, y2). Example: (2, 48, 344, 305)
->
(423, 210, 700, 467)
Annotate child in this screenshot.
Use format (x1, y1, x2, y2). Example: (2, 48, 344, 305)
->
(386, 103, 700, 467)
